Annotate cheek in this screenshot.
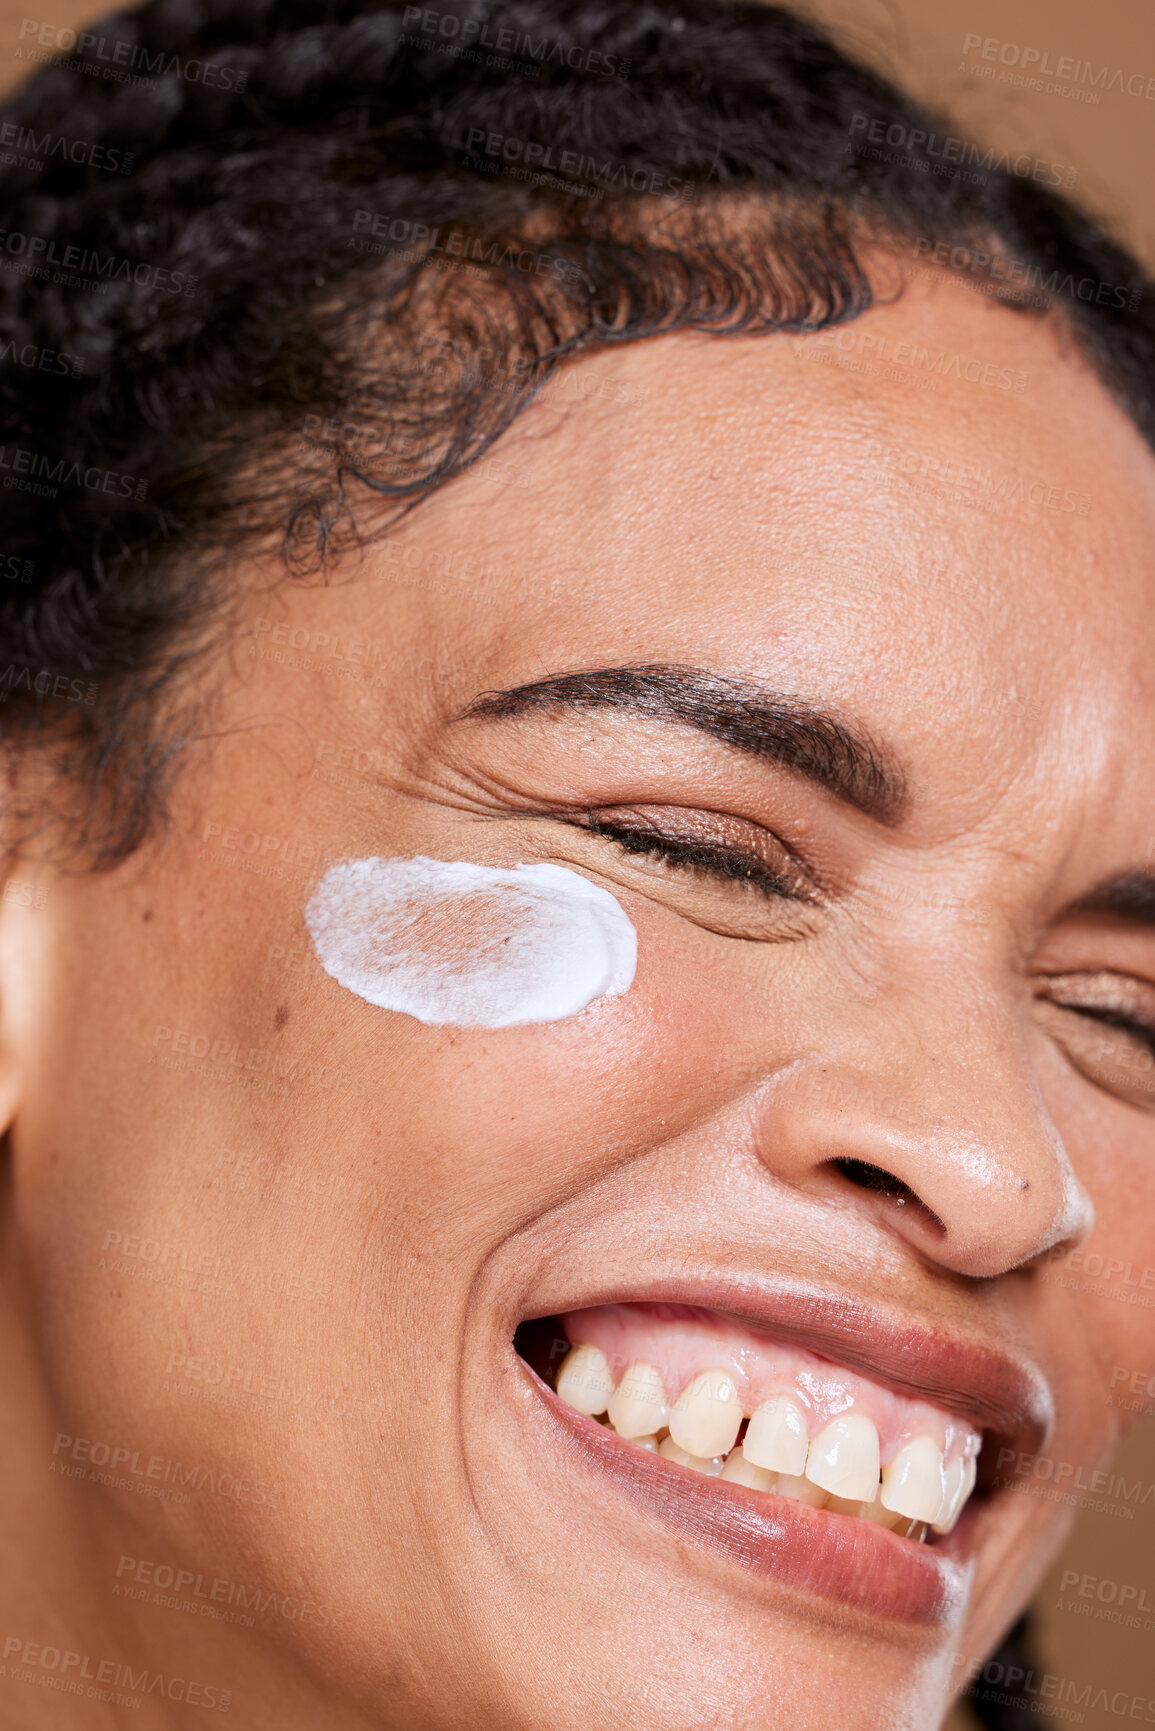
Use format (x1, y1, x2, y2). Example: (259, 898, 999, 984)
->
(1043, 1217, 1155, 1405)
(336, 935, 759, 1227)
(1025, 1096, 1155, 1442)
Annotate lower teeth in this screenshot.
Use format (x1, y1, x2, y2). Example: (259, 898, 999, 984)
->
(598, 1420, 931, 1539)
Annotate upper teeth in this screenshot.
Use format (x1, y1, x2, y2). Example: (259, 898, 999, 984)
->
(743, 1395, 808, 1477)
(553, 1346, 980, 1540)
(881, 1435, 946, 1523)
(805, 1414, 882, 1504)
(668, 1369, 743, 1459)
(607, 1361, 670, 1439)
(556, 1343, 615, 1416)
(933, 1453, 978, 1534)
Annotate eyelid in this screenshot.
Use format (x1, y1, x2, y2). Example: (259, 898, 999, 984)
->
(577, 806, 818, 903)
(1038, 971, 1155, 1071)
(1035, 990, 1155, 1112)
(1062, 1005, 1155, 1053)
(1040, 970, 1155, 1035)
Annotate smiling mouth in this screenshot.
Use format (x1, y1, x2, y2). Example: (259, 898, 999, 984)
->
(512, 1295, 1035, 1624)
(535, 1301, 981, 1539)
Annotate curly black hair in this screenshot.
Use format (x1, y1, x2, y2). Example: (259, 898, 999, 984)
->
(0, 0, 1151, 865)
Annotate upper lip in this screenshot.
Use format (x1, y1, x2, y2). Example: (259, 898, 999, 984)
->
(526, 1271, 1054, 1455)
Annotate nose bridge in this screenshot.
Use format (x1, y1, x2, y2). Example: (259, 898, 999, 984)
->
(757, 956, 1094, 1278)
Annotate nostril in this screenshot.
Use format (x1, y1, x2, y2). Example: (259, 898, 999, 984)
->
(832, 1157, 912, 1200)
(830, 1158, 947, 1237)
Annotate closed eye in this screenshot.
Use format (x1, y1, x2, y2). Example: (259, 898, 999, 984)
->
(1036, 971, 1155, 1110)
(578, 806, 818, 904)
(1069, 1005, 1155, 1054)
(1041, 972, 1155, 1051)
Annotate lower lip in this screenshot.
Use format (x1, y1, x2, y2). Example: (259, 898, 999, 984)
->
(524, 1366, 972, 1627)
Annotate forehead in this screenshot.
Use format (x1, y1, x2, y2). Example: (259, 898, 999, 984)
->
(418, 274, 1155, 838)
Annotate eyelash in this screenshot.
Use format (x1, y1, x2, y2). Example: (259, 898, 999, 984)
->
(582, 813, 814, 903)
(1063, 1003, 1155, 1057)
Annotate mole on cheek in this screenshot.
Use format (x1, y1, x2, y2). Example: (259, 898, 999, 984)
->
(304, 856, 637, 1029)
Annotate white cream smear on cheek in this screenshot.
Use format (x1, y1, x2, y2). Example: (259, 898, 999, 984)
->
(304, 856, 637, 1028)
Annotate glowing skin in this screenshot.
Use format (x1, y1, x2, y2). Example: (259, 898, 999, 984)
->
(1, 272, 1155, 1731)
(305, 856, 637, 1027)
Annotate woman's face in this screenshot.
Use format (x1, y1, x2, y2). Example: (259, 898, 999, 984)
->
(6, 270, 1155, 1730)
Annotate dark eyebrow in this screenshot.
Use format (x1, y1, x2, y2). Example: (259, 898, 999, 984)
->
(459, 663, 908, 824)
(1067, 872, 1155, 928)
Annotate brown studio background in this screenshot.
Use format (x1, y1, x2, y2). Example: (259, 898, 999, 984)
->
(1, 0, 1152, 1726)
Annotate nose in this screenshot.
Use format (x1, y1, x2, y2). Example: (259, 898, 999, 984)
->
(753, 988, 1094, 1279)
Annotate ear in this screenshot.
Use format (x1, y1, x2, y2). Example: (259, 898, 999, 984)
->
(0, 858, 52, 1141)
